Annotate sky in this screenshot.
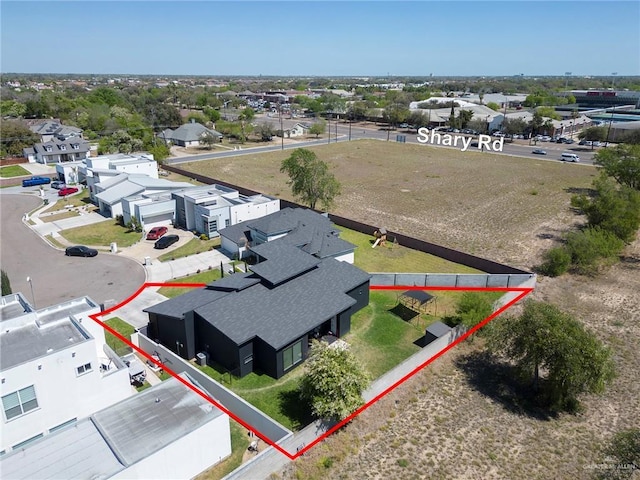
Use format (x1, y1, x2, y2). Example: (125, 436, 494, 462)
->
(1, 1, 638, 77)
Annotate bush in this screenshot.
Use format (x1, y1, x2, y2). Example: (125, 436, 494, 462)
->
(565, 228, 624, 275)
(200, 234, 209, 241)
(115, 214, 125, 227)
(538, 246, 571, 277)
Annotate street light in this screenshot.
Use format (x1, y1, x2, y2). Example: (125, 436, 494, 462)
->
(26, 276, 36, 309)
(611, 72, 618, 90)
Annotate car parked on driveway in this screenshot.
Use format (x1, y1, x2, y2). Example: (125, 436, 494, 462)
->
(58, 186, 79, 196)
(154, 234, 179, 249)
(532, 149, 547, 155)
(22, 176, 51, 187)
(65, 245, 98, 257)
(146, 226, 168, 240)
(51, 180, 65, 189)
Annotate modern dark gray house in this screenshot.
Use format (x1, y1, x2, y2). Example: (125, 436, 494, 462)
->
(144, 242, 370, 379)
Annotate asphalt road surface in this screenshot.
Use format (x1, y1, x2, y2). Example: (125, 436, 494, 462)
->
(0, 194, 145, 310)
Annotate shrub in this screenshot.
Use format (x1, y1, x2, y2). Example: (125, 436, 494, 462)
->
(538, 246, 571, 277)
(565, 228, 624, 275)
(200, 234, 209, 241)
(115, 214, 125, 227)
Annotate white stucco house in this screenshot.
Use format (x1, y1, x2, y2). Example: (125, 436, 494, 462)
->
(0, 293, 133, 454)
(55, 152, 158, 187)
(0, 293, 232, 479)
(172, 184, 281, 238)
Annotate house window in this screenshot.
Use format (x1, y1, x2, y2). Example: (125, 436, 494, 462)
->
(206, 218, 218, 235)
(76, 363, 92, 375)
(45, 146, 53, 152)
(225, 219, 230, 228)
(283, 340, 303, 371)
(2, 385, 39, 421)
(60, 145, 66, 151)
(72, 143, 79, 150)
(243, 355, 253, 365)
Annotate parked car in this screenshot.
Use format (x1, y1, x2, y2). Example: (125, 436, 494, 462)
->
(532, 149, 547, 155)
(22, 176, 51, 187)
(154, 234, 179, 249)
(146, 226, 168, 240)
(58, 186, 79, 196)
(50, 180, 65, 189)
(65, 245, 98, 257)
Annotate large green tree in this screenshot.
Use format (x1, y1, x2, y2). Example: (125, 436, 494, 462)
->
(594, 144, 640, 190)
(308, 120, 326, 138)
(280, 148, 340, 210)
(300, 340, 370, 421)
(0, 120, 40, 157)
(597, 428, 640, 480)
(487, 300, 616, 411)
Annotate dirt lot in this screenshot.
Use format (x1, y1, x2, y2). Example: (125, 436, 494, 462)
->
(179, 141, 639, 479)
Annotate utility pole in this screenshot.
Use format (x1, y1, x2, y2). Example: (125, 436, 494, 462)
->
(327, 115, 331, 144)
(279, 104, 284, 150)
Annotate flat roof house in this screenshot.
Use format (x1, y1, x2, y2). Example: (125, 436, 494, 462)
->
(0, 293, 132, 454)
(0, 373, 231, 480)
(144, 241, 370, 379)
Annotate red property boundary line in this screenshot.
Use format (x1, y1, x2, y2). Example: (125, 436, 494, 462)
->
(90, 283, 533, 460)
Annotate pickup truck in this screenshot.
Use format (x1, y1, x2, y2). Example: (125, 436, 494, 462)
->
(22, 176, 51, 187)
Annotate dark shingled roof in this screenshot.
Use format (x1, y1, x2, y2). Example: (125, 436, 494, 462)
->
(218, 221, 250, 246)
(207, 272, 261, 292)
(247, 208, 334, 237)
(194, 257, 370, 349)
(250, 242, 321, 285)
(143, 287, 227, 318)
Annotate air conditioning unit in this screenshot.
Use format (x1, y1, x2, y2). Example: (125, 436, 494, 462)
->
(196, 352, 208, 366)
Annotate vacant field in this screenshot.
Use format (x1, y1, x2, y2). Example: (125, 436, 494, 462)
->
(178, 140, 596, 270)
(175, 141, 640, 479)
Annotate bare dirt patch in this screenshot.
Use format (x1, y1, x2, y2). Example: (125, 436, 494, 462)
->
(179, 140, 638, 479)
(177, 140, 596, 270)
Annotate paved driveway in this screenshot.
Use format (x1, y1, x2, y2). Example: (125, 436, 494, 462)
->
(0, 194, 145, 309)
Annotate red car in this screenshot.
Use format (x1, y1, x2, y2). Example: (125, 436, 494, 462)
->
(58, 187, 79, 196)
(146, 226, 168, 240)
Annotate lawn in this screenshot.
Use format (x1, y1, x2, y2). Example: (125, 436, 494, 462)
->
(157, 269, 222, 298)
(59, 219, 143, 248)
(104, 317, 136, 356)
(45, 189, 94, 212)
(339, 227, 481, 274)
(0, 165, 31, 178)
(157, 237, 221, 262)
(40, 210, 80, 223)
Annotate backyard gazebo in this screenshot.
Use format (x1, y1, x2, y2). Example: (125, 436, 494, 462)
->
(399, 290, 435, 314)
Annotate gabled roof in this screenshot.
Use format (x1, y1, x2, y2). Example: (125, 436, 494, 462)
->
(247, 208, 335, 237)
(169, 122, 222, 142)
(250, 242, 321, 286)
(193, 257, 370, 349)
(33, 138, 90, 155)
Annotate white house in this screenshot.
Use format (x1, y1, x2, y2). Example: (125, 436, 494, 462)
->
(23, 138, 91, 164)
(286, 123, 311, 138)
(172, 184, 280, 238)
(55, 152, 158, 187)
(94, 174, 192, 219)
(0, 373, 231, 480)
(0, 293, 132, 454)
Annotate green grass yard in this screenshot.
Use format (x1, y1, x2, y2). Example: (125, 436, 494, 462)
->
(104, 317, 136, 356)
(157, 237, 221, 262)
(0, 165, 31, 178)
(59, 219, 143, 248)
(157, 269, 222, 298)
(195, 420, 250, 480)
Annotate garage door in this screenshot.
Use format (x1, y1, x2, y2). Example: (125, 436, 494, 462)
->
(143, 212, 174, 229)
